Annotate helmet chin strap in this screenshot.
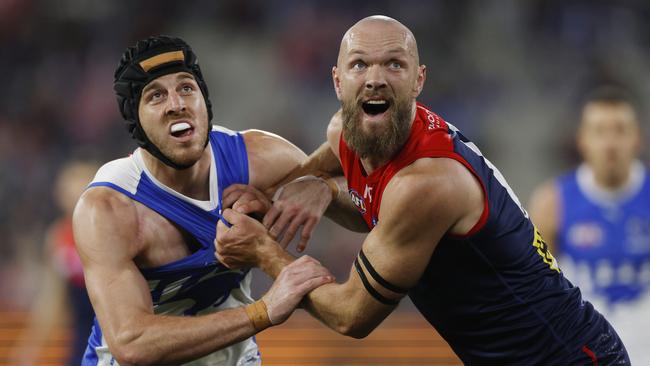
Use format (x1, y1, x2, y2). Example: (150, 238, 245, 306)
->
(136, 122, 209, 170)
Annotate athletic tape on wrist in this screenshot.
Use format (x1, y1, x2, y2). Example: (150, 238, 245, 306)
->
(244, 300, 272, 331)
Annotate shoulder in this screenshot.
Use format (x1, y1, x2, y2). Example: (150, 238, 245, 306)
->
(240, 129, 307, 189)
(326, 110, 343, 159)
(91, 155, 141, 195)
(240, 129, 301, 153)
(73, 186, 140, 257)
(528, 179, 560, 215)
(379, 157, 479, 235)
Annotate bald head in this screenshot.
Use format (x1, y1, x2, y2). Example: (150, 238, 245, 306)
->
(338, 15, 420, 67)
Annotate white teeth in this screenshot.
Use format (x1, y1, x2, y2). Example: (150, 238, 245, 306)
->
(171, 122, 191, 133)
(366, 100, 387, 104)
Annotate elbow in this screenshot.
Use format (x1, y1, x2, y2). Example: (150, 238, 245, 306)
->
(335, 320, 374, 339)
(110, 329, 157, 366)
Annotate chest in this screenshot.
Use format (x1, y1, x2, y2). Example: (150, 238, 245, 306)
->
(560, 202, 650, 259)
(347, 177, 385, 229)
(134, 201, 213, 269)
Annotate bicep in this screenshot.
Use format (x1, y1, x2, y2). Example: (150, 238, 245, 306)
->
(353, 162, 470, 301)
(243, 130, 308, 190)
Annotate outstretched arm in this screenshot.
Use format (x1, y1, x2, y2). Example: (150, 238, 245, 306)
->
(217, 157, 483, 337)
(74, 187, 332, 366)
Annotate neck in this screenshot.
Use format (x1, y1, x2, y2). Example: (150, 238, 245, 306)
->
(593, 165, 632, 191)
(360, 101, 417, 175)
(141, 147, 212, 200)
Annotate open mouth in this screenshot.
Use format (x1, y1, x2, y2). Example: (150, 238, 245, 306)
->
(170, 121, 194, 138)
(362, 100, 390, 115)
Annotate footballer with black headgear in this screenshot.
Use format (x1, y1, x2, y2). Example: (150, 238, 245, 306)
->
(73, 35, 337, 365)
(113, 35, 213, 169)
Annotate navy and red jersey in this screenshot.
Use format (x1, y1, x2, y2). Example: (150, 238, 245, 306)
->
(339, 103, 629, 365)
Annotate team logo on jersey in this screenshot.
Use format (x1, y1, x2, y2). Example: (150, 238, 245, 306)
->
(364, 184, 373, 203)
(349, 189, 366, 214)
(424, 109, 443, 130)
(567, 222, 604, 248)
(533, 227, 560, 273)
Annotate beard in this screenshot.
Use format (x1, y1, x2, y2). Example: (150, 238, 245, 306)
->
(342, 93, 413, 161)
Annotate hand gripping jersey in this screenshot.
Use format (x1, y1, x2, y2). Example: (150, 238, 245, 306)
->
(81, 126, 260, 366)
(339, 103, 629, 365)
(556, 162, 650, 364)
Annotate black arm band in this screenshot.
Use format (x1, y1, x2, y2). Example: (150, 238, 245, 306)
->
(354, 258, 400, 306)
(359, 249, 408, 294)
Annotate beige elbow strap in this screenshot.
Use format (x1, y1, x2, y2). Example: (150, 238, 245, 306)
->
(244, 300, 272, 331)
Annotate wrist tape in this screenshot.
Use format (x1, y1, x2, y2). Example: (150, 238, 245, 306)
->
(244, 300, 272, 331)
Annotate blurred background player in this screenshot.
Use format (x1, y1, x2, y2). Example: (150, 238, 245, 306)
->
(10, 160, 98, 366)
(529, 86, 650, 365)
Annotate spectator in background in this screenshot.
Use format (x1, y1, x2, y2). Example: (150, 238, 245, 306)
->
(529, 86, 650, 365)
(10, 160, 98, 366)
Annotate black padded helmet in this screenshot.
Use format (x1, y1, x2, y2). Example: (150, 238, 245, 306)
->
(114, 35, 213, 169)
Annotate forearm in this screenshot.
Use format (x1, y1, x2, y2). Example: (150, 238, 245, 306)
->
(111, 307, 258, 365)
(257, 238, 384, 337)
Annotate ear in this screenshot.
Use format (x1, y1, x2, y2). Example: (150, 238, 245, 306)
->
(332, 66, 342, 100)
(412, 65, 427, 97)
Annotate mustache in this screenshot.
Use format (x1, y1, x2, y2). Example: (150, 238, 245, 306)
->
(356, 91, 394, 104)
(166, 111, 193, 121)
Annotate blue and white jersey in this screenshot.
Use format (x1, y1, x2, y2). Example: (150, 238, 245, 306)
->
(557, 161, 650, 311)
(81, 126, 261, 366)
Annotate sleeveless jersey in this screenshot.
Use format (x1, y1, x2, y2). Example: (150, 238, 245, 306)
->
(81, 126, 260, 366)
(339, 103, 619, 365)
(556, 162, 650, 308)
(556, 163, 650, 365)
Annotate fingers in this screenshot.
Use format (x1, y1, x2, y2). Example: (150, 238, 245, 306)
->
(279, 214, 304, 248)
(297, 218, 318, 253)
(233, 197, 269, 215)
(263, 205, 281, 230)
(221, 208, 243, 225)
(269, 209, 295, 246)
(222, 184, 248, 208)
(297, 275, 334, 294)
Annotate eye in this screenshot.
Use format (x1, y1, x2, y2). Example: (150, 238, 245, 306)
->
(181, 84, 194, 94)
(388, 61, 402, 70)
(150, 91, 163, 101)
(351, 61, 366, 70)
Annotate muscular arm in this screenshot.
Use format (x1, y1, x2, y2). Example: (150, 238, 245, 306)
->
(218, 157, 484, 337)
(74, 188, 257, 366)
(528, 180, 560, 253)
(75, 188, 330, 366)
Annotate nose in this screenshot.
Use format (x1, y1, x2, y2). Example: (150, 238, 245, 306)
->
(165, 90, 186, 115)
(365, 65, 387, 92)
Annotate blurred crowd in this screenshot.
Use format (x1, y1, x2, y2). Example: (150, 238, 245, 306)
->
(1, 0, 649, 310)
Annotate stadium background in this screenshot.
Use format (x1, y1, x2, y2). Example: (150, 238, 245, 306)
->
(1, 0, 649, 364)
